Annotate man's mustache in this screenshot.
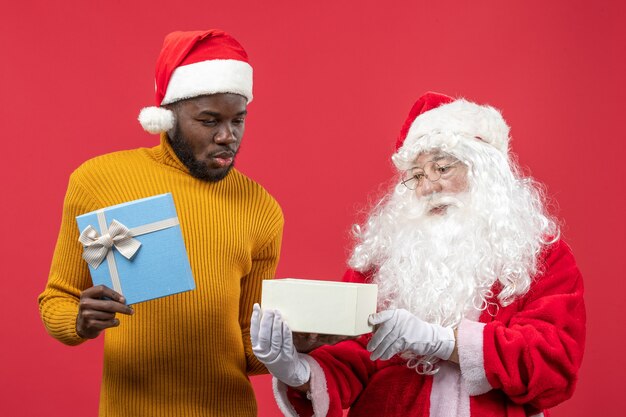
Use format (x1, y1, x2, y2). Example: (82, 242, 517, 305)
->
(424, 193, 466, 210)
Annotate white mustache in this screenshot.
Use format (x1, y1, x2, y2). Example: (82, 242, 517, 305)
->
(425, 194, 466, 210)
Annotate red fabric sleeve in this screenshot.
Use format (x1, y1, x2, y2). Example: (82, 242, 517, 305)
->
(285, 388, 314, 417)
(483, 240, 586, 409)
(291, 338, 377, 417)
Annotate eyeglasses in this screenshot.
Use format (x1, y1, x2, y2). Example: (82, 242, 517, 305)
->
(401, 159, 463, 190)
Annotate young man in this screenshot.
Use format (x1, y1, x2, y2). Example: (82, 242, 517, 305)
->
(251, 92, 585, 417)
(39, 30, 284, 417)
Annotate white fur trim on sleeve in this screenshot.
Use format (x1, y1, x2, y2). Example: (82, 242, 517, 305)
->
(272, 378, 300, 417)
(272, 354, 330, 417)
(161, 59, 253, 104)
(458, 318, 493, 396)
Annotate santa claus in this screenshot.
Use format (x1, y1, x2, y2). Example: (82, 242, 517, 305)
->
(251, 92, 586, 417)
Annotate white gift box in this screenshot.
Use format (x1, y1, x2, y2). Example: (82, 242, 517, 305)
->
(261, 279, 378, 336)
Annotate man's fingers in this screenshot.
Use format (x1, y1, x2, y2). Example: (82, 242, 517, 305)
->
(250, 304, 261, 346)
(270, 312, 285, 355)
(252, 310, 287, 363)
(378, 339, 404, 361)
(368, 309, 395, 326)
(367, 317, 397, 351)
(369, 329, 397, 361)
(282, 322, 294, 353)
(79, 285, 134, 315)
(82, 285, 126, 304)
(91, 317, 122, 329)
(257, 310, 275, 352)
(367, 310, 399, 352)
(79, 297, 134, 316)
(271, 313, 283, 344)
(79, 309, 117, 322)
(367, 309, 421, 360)
(77, 314, 123, 339)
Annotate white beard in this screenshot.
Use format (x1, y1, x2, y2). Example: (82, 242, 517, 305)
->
(348, 146, 558, 327)
(363, 192, 497, 327)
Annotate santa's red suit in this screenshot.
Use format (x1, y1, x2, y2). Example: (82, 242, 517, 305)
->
(273, 239, 585, 417)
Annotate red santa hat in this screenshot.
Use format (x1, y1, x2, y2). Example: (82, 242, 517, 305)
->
(392, 92, 510, 169)
(138, 29, 253, 134)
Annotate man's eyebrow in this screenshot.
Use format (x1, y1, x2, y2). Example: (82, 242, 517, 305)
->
(430, 154, 448, 162)
(410, 153, 458, 170)
(198, 110, 248, 117)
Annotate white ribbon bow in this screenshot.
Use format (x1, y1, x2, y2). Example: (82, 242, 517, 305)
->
(79, 220, 142, 268)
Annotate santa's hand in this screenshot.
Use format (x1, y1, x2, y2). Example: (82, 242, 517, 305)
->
(367, 309, 455, 361)
(250, 304, 310, 387)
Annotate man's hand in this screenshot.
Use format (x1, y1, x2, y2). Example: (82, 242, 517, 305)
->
(367, 309, 455, 361)
(250, 304, 310, 387)
(76, 285, 134, 339)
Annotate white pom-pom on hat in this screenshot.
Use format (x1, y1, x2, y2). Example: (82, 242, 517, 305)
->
(138, 106, 175, 134)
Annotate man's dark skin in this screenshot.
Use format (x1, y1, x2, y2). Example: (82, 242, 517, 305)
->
(167, 93, 247, 181)
(77, 285, 134, 339)
(76, 93, 247, 339)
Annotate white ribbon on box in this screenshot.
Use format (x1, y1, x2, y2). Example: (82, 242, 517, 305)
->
(78, 208, 179, 295)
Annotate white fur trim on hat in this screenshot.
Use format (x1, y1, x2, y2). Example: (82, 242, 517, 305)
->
(393, 99, 510, 169)
(161, 59, 253, 105)
(138, 106, 175, 134)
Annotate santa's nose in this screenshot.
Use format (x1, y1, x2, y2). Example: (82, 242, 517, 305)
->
(417, 178, 442, 197)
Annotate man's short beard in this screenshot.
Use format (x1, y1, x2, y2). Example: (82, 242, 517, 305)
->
(168, 132, 235, 182)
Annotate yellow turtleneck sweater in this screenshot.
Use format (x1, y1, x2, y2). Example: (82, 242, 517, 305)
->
(39, 134, 283, 417)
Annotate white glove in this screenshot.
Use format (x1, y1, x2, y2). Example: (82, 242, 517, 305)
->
(250, 303, 311, 387)
(367, 309, 455, 361)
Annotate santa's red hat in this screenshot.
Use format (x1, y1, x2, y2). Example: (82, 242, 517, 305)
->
(138, 29, 253, 134)
(392, 92, 510, 169)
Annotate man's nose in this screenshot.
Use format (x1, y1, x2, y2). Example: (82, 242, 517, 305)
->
(418, 178, 441, 197)
(214, 124, 236, 144)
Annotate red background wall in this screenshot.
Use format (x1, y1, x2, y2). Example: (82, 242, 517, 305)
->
(1, 1, 624, 416)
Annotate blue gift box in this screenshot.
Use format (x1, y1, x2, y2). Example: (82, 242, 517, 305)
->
(76, 193, 195, 305)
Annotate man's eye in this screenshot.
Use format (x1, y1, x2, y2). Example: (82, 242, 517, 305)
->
(200, 119, 217, 126)
(438, 163, 456, 174)
(233, 118, 245, 125)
